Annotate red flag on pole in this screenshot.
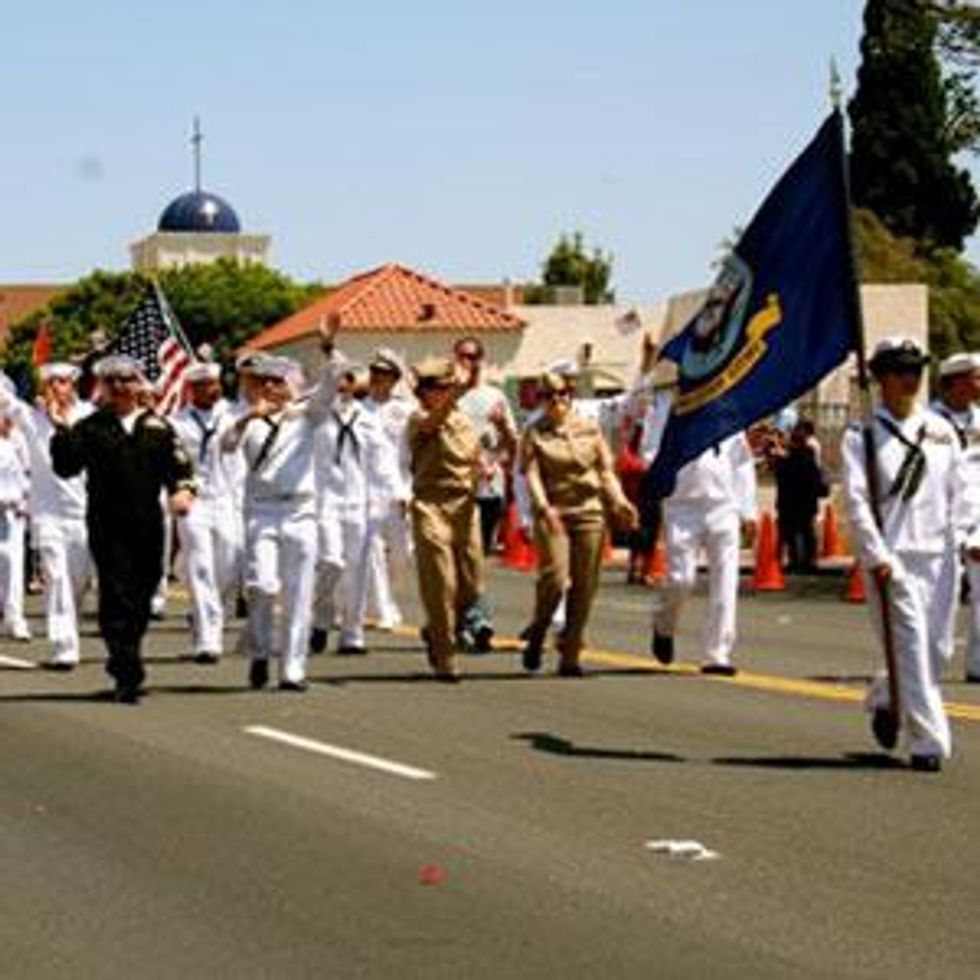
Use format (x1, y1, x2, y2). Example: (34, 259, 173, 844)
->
(32, 320, 52, 367)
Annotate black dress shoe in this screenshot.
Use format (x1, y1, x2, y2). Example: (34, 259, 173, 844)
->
(701, 663, 737, 677)
(471, 624, 494, 654)
(522, 636, 543, 673)
(651, 632, 674, 665)
(557, 661, 584, 678)
(249, 659, 269, 690)
(433, 671, 461, 684)
(871, 707, 899, 751)
(194, 652, 220, 665)
(910, 754, 942, 773)
(43, 661, 76, 673)
(114, 685, 141, 705)
(309, 628, 328, 654)
(278, 679, 309, 692)
(966, 674, 980, 684)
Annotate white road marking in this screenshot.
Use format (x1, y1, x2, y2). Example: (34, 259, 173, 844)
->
(243, 725, 438, 781)
(0, 654, 36, 669)
(645, 839, 719, 861)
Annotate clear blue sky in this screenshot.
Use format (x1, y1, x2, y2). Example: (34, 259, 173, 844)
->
(2, 1, 975, 300)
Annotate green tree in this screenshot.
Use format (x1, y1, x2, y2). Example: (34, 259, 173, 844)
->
(2, 260, 324, 382)
(159, 258, 324, 359)
(539, 231, 614, 305)
(849, 0, 979, 250)
(853, 207, 980, 358)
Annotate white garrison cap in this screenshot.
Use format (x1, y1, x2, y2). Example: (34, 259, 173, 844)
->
(184, 362, 221, 384)
(250, 355, 297, 381)
(939, 351, 980, 377)
(235, 349, 266, 374)
(38, 362, 80, 383)
(546, 357, 580, 378)
(94, 354, 145, 379)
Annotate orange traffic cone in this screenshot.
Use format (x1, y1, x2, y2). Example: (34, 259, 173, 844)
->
(498, 500, 520, 562)
(843, 560, 866, 603)
(751, 512, 785, 591)
(820, 503, 845, 559)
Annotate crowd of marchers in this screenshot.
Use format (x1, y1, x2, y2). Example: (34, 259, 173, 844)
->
(0, 326, 977, 772)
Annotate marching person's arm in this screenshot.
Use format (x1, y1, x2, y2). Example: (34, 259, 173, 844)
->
(49, 412, 89, 479)
(595, 428, 639, 531)
(161, 423, 198, 516)
(840, 424, 893, 580)
(638, 389, 672, 467)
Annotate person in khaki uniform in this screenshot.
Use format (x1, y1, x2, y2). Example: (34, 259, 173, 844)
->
(521, 371, 638, 676)
(407, 356, 483, 682)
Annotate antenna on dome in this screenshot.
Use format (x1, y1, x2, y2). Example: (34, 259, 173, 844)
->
(191, 116, 203, 193)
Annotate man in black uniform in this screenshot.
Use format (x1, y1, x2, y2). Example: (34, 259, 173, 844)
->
(50, 355, 196, 703)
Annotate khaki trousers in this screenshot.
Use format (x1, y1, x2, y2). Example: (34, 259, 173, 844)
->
(530, 513, 604, 665)
(412, 496, 482, 669)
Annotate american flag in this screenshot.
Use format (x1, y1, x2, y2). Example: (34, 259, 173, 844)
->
(105, 282, 192, 415)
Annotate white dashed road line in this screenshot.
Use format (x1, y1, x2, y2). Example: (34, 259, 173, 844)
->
(243, 725, 438, 781)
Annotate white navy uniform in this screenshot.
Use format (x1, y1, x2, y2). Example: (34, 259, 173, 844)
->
(0, 429, 31, 640)
(359, 394, 413, 629)
(16, 398, 93, 658)
(928, 399, 980, 680)
(172, 398, 244, 657)
(841, 406, 966, 760)
(222, 361, 340, 685)
(312, 397, 402, 649)
(652, 434, 757, 666)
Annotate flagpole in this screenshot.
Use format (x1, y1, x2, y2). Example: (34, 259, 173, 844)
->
(831, 66, 902, 741)
(150, 278, 195, 356)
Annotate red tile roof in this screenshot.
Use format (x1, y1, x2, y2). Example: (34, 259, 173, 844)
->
(250, 263, 525, 349)
(0, 284, 66, 344)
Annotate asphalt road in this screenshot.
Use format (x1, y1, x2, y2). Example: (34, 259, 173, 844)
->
(2, 563, 979, 979)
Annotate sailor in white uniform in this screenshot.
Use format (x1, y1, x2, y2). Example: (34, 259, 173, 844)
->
(354, 349, 413, 633)
(0, 407, 31, 642)
(929, 350, 980, 683)
(221, 330, 341, 691)
(841, 338, 967, 771)
(311, 364, 402, 655)
(0, 363, 92, 659)
(171, 362, 244, 663)
(649, 425, 758, 676)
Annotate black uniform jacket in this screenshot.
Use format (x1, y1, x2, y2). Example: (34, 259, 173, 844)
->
(50, 408, 196, 554)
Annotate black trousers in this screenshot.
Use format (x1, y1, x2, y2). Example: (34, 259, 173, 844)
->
(90, 520, 163, 689)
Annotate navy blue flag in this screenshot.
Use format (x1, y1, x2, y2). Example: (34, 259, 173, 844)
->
(644, 110, 858, 500)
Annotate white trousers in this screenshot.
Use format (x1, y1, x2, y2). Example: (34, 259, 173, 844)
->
(245, 503, 318, 684)
(0, 510, 27, 635)
(932, 548, 959, 674)
(177, 509, 241, 655)
(654, 504, 740, 665)
(314, 511, 368, 647)
(360, 509, 411, 628)
(863, 553, 952, 759)
(34, 517, 90, 663)
(966, 557, 980, 679)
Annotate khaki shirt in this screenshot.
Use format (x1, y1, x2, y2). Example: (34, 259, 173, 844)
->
(522, 412, 626, 520)
(408, 406, 479, 503)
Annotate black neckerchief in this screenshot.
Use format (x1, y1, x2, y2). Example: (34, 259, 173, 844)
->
(252, 416, 282, 472)
(876, 414, 927, 502)
(190, 408, 218, 463)
(333, 406, 361, 466)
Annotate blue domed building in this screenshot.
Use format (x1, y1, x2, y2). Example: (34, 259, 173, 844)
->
(130, 121, 270, 271)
